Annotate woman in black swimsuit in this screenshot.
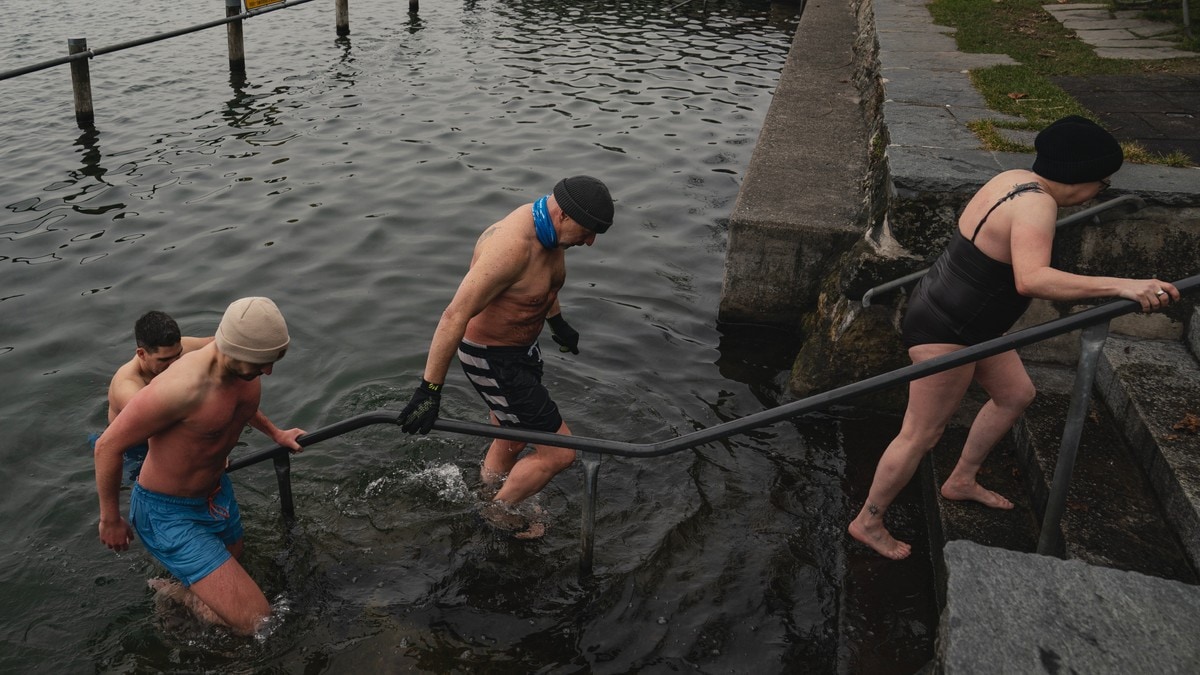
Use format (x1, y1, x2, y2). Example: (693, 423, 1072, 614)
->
(849, 116, 1180, 560)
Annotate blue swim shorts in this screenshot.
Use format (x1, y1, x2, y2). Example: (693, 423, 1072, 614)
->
(129, 473, 244, 587)
(88, 433, 150, 485)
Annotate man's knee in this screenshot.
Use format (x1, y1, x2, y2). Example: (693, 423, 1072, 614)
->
(541, 446, 577, 473)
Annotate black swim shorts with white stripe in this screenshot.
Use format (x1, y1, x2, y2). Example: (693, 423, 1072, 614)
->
(456, 338, 564, 433)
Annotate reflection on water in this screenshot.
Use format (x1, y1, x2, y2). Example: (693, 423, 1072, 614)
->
(0, 0, 935, 672)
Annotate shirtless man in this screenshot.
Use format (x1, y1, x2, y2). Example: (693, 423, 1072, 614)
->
(95, 297, 305, 635)
(94, 311, 212, 484)
(398, 176, 615, 536)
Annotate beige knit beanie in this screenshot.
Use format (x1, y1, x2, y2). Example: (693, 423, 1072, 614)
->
(215, 297, 289, 364)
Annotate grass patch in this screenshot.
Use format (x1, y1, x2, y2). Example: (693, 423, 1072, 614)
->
(927, 0, 1200, 166)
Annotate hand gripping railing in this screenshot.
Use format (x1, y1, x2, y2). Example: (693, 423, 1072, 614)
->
(860, 195, 1145, 308)
(229, 272, 1199, 574)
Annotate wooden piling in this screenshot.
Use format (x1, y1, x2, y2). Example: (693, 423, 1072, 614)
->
(410, 0, 419, 14)
(336, 0, 350, 36)
(226, 0, 246, 75)
(67, 38, 94, 128)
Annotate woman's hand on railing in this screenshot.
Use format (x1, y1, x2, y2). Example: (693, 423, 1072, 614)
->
(1117, 279, 1179, 312)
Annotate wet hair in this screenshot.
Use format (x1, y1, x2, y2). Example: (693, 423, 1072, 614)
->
(134, 311, 182, 351)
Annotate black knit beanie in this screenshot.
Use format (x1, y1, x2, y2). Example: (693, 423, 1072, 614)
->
(1032, 116, 1124, 185)
(553, 176, 614, 233)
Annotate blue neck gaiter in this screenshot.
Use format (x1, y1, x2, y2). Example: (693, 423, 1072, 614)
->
(533, 195, 558, 249)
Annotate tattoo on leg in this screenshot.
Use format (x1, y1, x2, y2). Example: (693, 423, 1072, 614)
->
(867, 503, 879, 516)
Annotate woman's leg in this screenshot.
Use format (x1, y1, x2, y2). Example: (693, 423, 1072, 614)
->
(940, 349, 1035, 508)
(849, 344, 974, 559)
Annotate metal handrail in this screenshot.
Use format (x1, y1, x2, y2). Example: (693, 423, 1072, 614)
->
(229, 273, 1199, 573)
(860, 194, 1145, 307)
(0, 0, 322, 82)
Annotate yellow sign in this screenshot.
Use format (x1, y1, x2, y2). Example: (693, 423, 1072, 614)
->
(245, 0, 285, 9)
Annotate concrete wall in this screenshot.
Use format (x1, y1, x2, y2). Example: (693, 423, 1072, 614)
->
(717, 0, 880, 328)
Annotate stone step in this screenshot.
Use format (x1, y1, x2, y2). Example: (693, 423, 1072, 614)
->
(922, 394, 1041, 605)
(1014, 364, 1196, 581)
(1096, 331, 1200, 570)
(923, 357, 1197, 589)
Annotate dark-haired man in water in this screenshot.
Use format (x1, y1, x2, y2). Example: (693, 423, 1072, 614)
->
(92, 310, 212, 484)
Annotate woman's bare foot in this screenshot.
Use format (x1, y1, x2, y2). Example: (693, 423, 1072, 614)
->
(848, 518, 912, 560)
(940, 480, 1014, 509)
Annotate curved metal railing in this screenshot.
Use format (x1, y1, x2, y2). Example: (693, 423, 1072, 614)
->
(229, 272, 1200, 574)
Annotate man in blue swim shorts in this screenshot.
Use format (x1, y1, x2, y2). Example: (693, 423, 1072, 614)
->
(398, 176, 616, 538)
(95, 297, 305, 635)
(93, 311, 212, 484)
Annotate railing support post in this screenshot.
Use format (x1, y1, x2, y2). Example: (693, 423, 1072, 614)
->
(273, 452, 297, 526)
(1036, 321, 1110, 556)
(226, 0, 246, 75)
(336, 0, 350, 36)
(579, 452, 601, 578)
(67, 38, 94, 128)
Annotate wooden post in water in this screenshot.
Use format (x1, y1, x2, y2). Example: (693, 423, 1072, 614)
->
(226, 0, 246, 75)
(67, 38, 94, 128)
(410, 0, 419, 14)
(336, 0, 350, 36)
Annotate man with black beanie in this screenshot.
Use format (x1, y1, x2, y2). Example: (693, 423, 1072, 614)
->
(399, 176, 615, 539)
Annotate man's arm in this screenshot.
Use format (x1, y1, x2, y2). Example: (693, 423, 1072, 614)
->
(94, 376, 194, 550)
(248, 410, 305, 452)
(107, 369, 144, 422)
(399, 228, 529, 434)
(422, 233, 530, 384)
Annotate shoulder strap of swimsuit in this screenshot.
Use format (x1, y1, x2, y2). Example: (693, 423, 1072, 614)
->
(969, 182, 1044, 243)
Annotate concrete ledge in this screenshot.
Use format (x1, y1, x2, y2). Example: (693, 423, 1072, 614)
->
(939, 540, 1200, 674)
(1097, 336, 1200, 566)
(718, 0, 868, 325)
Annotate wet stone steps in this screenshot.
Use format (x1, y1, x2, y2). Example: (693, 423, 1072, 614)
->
(1014, 364, 1196, 582)
(923, 350, 1198, 588)
(922, 422, 1040, 605)
(1097, 328, 1200, 570)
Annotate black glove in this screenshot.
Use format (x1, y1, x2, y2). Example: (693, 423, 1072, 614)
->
(547, 314, 579, 354)
(399, 379, 442, 434)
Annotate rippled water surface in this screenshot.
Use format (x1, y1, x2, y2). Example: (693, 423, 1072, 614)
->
(1, 1, 934, 671)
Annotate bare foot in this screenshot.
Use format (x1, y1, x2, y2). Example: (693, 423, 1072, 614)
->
(940, 481, 1014, 509)
(848, 518, 912, 560)
(479, 500, 547, 540)
(513, 521, 546, 540)
(147, 578, 227, 627)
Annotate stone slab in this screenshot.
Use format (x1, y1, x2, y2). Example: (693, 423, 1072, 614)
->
(1011, 364, 1196, 579)
(1095, 47, 1195, 59)
(939, 540, 1200, 674)
(1097, 336, 1200, 567)
(880, 68, 990, 108)
(879, 50, 1017, 71)
(883, 103, 985, 150)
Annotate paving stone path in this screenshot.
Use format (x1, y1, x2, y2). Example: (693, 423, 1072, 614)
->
(1042, 2, 1194, 60)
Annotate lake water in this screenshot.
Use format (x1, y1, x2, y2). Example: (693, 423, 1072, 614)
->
(0, 0, 935, 671)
